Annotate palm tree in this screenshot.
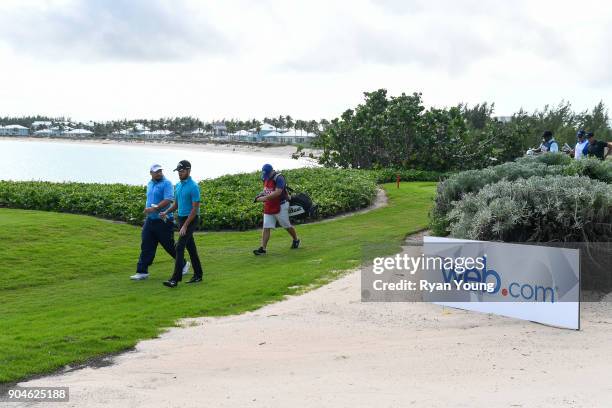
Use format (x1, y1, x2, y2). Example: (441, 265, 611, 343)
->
(286, 115, 294, 132)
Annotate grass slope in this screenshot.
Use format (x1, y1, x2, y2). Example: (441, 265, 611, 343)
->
(0, 182, 435, 383)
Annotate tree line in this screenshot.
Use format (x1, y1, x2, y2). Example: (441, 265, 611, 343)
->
(0, 115, 329, 136)
(315, 89, 611, 172)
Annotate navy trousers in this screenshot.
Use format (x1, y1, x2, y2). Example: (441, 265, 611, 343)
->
(136, 218, 185, 274)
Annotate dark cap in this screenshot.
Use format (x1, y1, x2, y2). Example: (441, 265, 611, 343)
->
(173, 160, 191, 171)
(586, 131, 594, 138)
(542, 130, 553, 139)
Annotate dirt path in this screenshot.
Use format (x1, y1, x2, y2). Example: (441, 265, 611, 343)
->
(312, 187, 388, 224)
(15, 235, 612, 408)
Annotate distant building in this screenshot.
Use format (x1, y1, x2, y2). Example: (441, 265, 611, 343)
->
(34, 129, 59, 136)
(279, 131, 317, 145)
(212, 122, 227, 137)
(65, 128, 94, 137)
(111, 130, 133, 138)
(31, 121, 53, 129)
(247, 123, 275, 137)
(228, 129, 254, 142)
(141, 130, 173, 140)
(190, 128, 208, 135)
(0, 124, 29, 136)
(223, 125, 317, 145)
(260, 130, 316, 145)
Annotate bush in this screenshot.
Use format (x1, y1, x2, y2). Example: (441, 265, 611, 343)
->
(430, 154, 612, 235)
(201, 167, 378, 230)
(0, 168, 378, 230)
(447, 176, 612, 242)
(515, 152, 573, 166)
(368, 168, 448, 184)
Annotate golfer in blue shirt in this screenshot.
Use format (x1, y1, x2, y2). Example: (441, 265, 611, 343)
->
(160, 160, 204, 287)
(131, 164, 190, 280)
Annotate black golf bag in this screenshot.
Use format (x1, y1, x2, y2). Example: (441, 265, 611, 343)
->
(288, 192, 318, 218)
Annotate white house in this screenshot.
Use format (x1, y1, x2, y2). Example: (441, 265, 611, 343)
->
(281, 131, 317, 145)
(212, 122, 227, 137)
(248, 123, 276, 135)
(111, 129, 133, 137)
(190, 128, 209, 136)
(141, 130, 173, 139)
(34, 129, 57, 136)
(65, 128, 94, 137)
(259, 131, 285, 144)
(258, 130, 316, 145)
(228, 129, 253, 142)
(31, 121, 53, 129)
(0, 124, 29, 136)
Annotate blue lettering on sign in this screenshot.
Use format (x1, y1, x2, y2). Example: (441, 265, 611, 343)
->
(441, 256, 501, 294)
(440, 256, 556, 302)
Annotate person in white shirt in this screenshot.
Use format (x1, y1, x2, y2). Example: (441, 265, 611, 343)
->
(572, 130, 589, 159)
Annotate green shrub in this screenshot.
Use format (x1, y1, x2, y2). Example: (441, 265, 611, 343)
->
(201, 167, 378, 230)
(447, 176, 612, 242)
(367, 168, 448, 183)
(562, 157, 612, 183)
(430, 154, 612, 235)
(515, 152, 573, 166)
(0, 168, 378, 230)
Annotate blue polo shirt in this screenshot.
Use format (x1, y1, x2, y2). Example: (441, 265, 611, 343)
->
(175, 176, 201, 217)
(146, 176, 174, 220)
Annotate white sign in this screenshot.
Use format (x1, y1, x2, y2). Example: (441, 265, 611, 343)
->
(424, 237, 580, 330)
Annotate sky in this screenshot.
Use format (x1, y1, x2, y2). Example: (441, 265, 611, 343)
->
(0, 0, 611, 122)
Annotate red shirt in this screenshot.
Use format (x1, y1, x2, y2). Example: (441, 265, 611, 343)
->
(263, 178, 281, 214)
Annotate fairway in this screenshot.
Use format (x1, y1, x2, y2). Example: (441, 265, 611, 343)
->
(0, 182, 435, 383)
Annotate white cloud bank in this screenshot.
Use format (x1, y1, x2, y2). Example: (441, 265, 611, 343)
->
(0, 0, 610, 121)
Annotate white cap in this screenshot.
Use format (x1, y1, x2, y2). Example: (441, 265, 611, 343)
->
(150, 164, 163, 172)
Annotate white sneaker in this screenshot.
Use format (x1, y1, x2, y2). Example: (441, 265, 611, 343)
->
(130, 273, 149, 280)
(182, 261, 191, 276)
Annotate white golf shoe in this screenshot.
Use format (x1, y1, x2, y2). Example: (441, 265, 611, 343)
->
(130, 273, 149, 280)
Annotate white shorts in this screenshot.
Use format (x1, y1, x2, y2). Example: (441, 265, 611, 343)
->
(263, 202, 292, 229)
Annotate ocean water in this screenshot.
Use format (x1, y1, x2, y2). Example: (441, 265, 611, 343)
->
(0, 140, 311, 185)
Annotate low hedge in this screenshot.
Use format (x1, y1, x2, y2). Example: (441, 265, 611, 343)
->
(431, 154, 612, 235)
(447, 175, 612, 242)
(201, 168, 378, 230)
(0, 168, 378, 230)
(368, 168, 448, 184)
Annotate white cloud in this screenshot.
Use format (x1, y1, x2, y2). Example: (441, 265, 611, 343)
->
(0, 0, 610, 121)
(0, 0, 232, 61)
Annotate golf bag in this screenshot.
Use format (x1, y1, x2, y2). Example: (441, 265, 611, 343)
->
(288, 192, 318, 218)
(263, 172, 318, 218)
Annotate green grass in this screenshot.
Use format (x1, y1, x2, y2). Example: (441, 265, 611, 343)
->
(0, 182, 435, 383)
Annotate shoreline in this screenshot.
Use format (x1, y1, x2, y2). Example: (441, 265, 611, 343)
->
(0, 136, 320, 160)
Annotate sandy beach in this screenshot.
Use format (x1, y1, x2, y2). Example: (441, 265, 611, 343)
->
(0, 137, 318, 160)
(14, 233, 612, 408)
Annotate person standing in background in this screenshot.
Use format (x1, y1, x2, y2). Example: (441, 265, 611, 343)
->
(586, 132, 612, 160)
(572, 130, 589, 160)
